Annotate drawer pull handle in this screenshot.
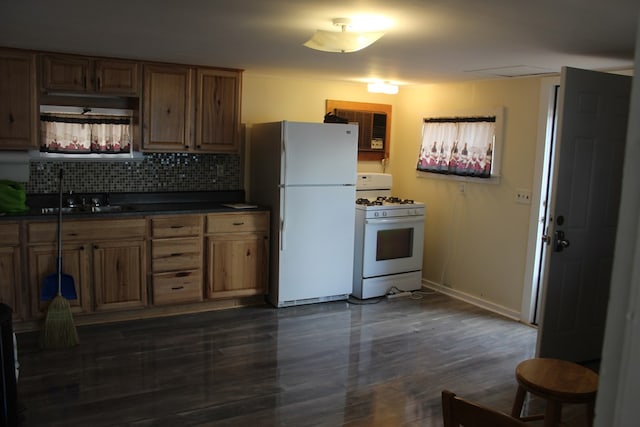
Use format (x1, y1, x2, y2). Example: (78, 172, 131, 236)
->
(175, 272, 191, 277)
(233, 222, 245, 226)
(170, 253, 183, 257)
(171, 286, 185, 290)
(170, 225, 184, 229)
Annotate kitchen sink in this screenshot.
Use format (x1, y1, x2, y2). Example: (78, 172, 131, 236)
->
(40, 205, 131, 214)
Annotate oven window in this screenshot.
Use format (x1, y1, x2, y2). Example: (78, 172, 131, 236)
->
(376, 228, 413, 260)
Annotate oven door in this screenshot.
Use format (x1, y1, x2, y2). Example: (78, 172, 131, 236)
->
(362, 215, 424, 278)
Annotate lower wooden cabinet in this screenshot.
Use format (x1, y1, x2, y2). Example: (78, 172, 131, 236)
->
(15, 210, 268, 326)
(205, 212, 269, 299)
(93, 239, 146, 311)
(26, 218, 147, 317)
(149, 215, 204, 305)
(0, 222, 23, 320)
(28, 242, 91, 317)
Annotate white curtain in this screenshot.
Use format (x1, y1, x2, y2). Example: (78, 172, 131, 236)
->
(417, 117, 495, 178)
(40, 114, 131, 154)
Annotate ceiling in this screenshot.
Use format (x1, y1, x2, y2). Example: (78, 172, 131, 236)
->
(1, 0, 638, 87)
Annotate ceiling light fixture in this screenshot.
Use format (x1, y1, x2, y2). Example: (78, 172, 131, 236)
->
(367, 81, 399, 95)
(304, 18, 385, 53)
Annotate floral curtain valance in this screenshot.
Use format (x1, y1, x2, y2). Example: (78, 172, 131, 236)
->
(40, 113, 132, 154)
(417, 116, 496, 178)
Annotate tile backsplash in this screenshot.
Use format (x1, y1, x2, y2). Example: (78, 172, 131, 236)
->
(26, 153, 242, 194)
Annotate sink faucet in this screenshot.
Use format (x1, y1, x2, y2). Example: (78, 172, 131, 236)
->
(66, 191, 78, 208)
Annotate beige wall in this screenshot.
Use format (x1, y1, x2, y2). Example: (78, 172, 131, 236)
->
(241, 72, 545, 316)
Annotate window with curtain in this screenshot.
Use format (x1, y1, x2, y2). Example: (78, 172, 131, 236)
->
(40, 113, 132, 154)
(416, 116, 496, 178)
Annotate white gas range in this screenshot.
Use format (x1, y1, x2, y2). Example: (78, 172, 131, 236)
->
(352, 174, 426, 299)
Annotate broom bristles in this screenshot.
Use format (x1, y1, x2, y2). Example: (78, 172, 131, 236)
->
(42, 295, 79, 349)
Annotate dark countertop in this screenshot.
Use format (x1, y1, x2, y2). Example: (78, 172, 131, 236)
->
(0, 190, 269, 220)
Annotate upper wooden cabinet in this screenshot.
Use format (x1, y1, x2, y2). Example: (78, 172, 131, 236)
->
(326, 100, 391, 162)
(0, 49, 38, 150)
(195, 68, 241, 152)
(0, 47, 242, 153)
(41, 54, 140, 95)
(143, 64, 242, 153)
(142, 64, 194, 151)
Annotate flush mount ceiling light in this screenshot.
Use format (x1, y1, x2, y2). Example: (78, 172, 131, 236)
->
(367, 81, 399, 94)
(304, 18, 385, 53)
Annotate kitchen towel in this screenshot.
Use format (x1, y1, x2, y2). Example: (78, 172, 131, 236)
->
(0, 180, 28, 213)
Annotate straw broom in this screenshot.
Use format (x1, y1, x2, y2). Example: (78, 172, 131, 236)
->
(41, 254, 79, 349)
(42, 292, 79, 349)
(41, 168, 79, 349)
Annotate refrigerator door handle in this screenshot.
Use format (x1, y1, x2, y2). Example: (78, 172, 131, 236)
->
(280, 187, 286, 251)
(281, 130, 287, 186)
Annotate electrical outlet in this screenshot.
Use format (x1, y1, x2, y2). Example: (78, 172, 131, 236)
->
(216, 164, 224, 176)
(459, 183, 466, 195)
(515, 189, 532, 204)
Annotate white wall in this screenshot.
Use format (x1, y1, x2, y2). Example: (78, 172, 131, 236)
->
(595, 12, 640, 426)
(390, 78, 542, 317)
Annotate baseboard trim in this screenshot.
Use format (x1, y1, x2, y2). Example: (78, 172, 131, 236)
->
(423, 280, 522, 322)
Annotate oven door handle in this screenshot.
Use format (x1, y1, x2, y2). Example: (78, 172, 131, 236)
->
(366, 217, 423, 225)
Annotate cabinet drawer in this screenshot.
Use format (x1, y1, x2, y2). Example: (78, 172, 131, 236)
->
(0, 223, 20, 245)
(206, 212, 269, 233)
(150, 215, 202, 238)
(27, 218, 146, 243)
(151, 238, 202, 273)
(152, 270, 203, 305)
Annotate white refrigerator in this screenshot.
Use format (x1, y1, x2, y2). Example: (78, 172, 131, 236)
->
(249, 121, 358, 307)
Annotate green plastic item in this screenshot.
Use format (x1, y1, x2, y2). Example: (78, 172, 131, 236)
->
(0, 180, 28, 213)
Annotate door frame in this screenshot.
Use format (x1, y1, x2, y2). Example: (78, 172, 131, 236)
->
(520, 76, 560, 324)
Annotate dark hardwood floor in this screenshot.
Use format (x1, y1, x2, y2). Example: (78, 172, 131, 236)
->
(14, 292, 587, 426)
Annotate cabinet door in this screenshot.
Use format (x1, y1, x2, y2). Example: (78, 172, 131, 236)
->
(94, 59, 140, 95)
(28, 243, 91, 318)
(93, 239, 147, 311)
(0, 247, 22, 320)
(0, 50, 37, 150)
(205, 232, 268, 299)
(41, 54, 91, 92)
(195, 68, 241, 152)
(143, 65, 194, 151)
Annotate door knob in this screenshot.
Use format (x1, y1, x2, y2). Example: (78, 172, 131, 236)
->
(554, 230, 570, 252)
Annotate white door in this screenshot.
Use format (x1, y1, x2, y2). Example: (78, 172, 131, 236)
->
(536, 67, 631, 362)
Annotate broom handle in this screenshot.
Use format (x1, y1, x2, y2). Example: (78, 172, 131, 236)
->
(57, 168, 63, 296)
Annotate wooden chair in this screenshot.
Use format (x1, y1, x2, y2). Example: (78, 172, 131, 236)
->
(442, 390, 529, 427)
